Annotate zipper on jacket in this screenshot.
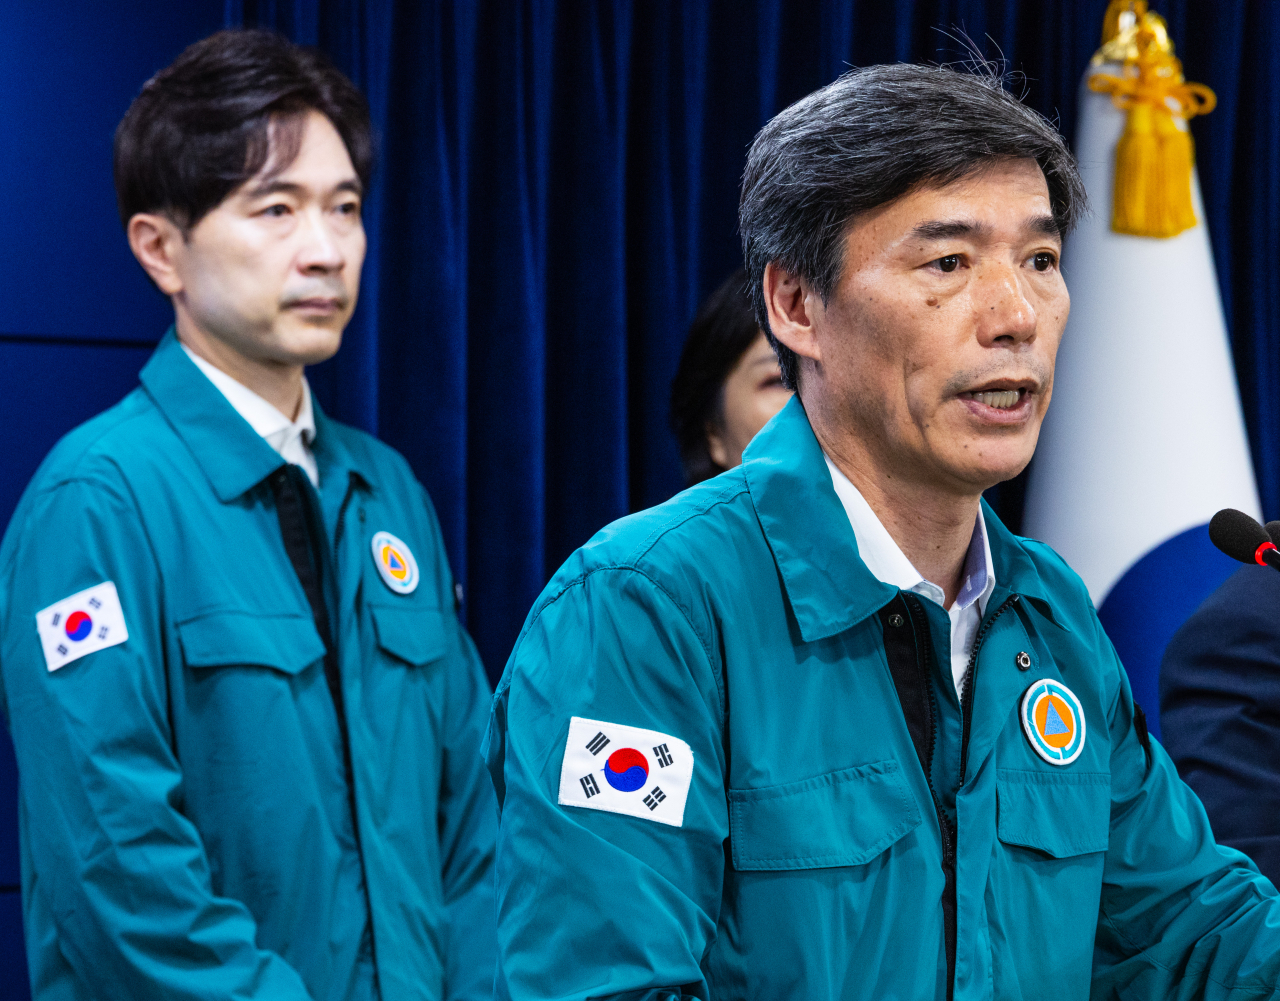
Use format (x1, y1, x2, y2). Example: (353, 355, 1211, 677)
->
(272, 466, 379, 973)
(333, 472, 361, 549)
(958, 593, 1021, 782)
(884, 592, 958, 1001)
(901, 595, 953, 857)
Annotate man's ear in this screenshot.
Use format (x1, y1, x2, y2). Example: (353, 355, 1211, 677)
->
(126, 213, 186, 296)
(706, 420, 731, 470)
(763, 261, 822, 366)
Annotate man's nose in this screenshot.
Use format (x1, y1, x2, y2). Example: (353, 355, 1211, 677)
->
(975, 263, 1036, 345)
(297, 208, 345, 273)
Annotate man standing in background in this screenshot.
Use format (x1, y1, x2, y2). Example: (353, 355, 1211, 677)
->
(0, 30, 495, 1001)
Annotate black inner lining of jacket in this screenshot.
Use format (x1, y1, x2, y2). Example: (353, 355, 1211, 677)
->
(879, 591, 957, 1001)
(268, 463, 377, 969)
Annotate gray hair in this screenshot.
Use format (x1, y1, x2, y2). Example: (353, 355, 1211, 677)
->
(739, 63, 1086, 389)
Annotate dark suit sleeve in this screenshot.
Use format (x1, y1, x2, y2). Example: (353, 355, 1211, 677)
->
(1160, 565, 1280, 885)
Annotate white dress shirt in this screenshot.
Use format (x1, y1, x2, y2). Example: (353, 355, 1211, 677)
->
(181, 343, 320, 487)
(824, 455, 996, 697)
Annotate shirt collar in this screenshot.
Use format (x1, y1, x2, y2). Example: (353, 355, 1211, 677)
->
(743, 397, 1052, 642)
(823, 455, 995, 612)
(180, 342, 316, 448)
(140, 328, 374, 503)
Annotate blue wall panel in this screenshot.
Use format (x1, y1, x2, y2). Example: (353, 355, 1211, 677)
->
(0, 735, 14, 891)
(0, 1, 220, 343)
(0, 893, 27, 1000)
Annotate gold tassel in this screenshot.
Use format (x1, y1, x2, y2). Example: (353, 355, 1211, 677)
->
(1088, 0, 1215, 239)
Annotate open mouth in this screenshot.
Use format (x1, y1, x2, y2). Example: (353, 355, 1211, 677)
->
(956, 383, 1036, 422)
(966, 388, 1024, 410)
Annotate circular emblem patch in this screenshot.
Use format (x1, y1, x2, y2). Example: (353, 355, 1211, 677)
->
(1021, 678, 1086, 766)
(371, 531, 419, 595)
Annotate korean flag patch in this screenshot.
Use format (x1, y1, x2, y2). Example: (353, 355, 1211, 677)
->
(558, 716, 694, 828)
(36, 582, 129, 673)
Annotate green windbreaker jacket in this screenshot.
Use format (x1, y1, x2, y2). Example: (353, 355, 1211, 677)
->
(486, 396, 1280, 1000)
(0, 331, 496, 1001)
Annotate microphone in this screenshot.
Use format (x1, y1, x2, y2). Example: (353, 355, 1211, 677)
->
(1209, 508, 1280, 573)
(1268, 521, 1280, 545)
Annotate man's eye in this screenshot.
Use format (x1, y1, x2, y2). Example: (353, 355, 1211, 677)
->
(262, 204, 290, 218)
(336, 201, 361, 216)
(935, 255, 960, 273)
(1033, 252, 1056, 272)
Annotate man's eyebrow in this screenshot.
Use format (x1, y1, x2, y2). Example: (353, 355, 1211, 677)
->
(1027, 213, 1061, 238)
(243, 177, 363, 199)
(244, 179, 306, 199)
(909, 219, 992, 242)
(908, 215, 1061, 242)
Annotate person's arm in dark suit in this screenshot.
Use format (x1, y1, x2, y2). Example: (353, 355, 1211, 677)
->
(1161, 565, 1280, 885)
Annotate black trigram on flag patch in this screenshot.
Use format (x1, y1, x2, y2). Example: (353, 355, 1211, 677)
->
(653, 743, 673, 767)
(580, 774, 600, 798)
(585, 731, 610, 755)
(643, 787, 666, 811)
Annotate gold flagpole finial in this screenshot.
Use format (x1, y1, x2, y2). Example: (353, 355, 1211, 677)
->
(1087, 0, 1216, 238)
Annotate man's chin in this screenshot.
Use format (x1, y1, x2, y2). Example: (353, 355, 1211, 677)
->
(272, 319, 346, 367)
(956, 456, 1034, 495)
(938, 441, 1036, 495)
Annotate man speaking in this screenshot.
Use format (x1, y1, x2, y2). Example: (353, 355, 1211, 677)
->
(0, 30, 495, 1001)
(485, 64, 1280, 998)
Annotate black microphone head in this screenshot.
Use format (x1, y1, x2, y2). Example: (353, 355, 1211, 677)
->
(1267, 521, 1280, 546)
(1209, 508, 1271, 564)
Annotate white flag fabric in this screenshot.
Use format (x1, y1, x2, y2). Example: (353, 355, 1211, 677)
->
(35, 581, 130, 673)
(1022, 69, 1260, 735)
(558, 716, 694, 827)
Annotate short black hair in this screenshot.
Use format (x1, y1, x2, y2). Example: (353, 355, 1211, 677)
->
(739, 63, 1086, 389)
(669, 269, 763, 486)
(114, 29, 373, 230)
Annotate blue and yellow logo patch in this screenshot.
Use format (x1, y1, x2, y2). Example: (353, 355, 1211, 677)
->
(370, 530, 420, 595)
(1020, 679, 1086, 766)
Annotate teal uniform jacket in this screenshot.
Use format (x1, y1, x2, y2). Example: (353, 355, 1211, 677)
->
(485, 397, 1280, 1000)
(0, 332, 497, 1001)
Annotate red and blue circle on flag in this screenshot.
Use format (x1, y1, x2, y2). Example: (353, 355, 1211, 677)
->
(603, 748, 649, 792)
(65, 611, 93, 642)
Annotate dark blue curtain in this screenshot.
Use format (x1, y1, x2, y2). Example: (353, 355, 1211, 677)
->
(1, 1, 1278, 993)
(222, 0, 1280, 683)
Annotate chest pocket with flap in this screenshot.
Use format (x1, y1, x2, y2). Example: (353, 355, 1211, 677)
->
(996, 768, 1110, 857)
(178, 611, 324, 674)
(729, 759, 922, 870)
(370, 604, 448, 668)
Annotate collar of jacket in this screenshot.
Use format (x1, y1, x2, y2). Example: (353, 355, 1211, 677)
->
(139, 327, 375, 503)
(743, 396, 1060, 644)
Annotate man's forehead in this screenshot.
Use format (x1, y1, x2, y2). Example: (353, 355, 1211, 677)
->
(242, 110, 360, 198)
(883, 164, 1059, 242)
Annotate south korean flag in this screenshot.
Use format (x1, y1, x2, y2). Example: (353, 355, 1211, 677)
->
(35, 581, 129, 673)
(558, 716, 694, 828)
